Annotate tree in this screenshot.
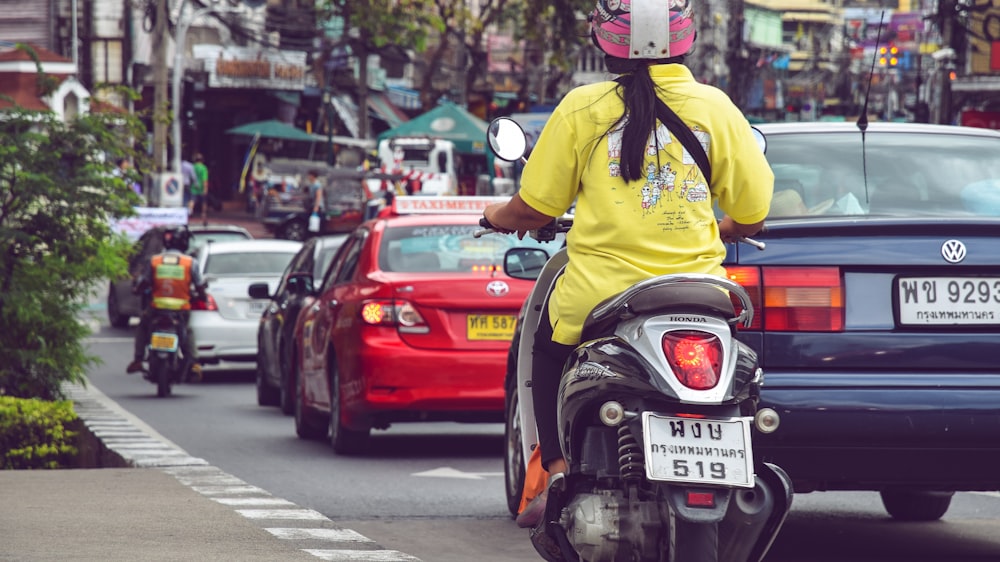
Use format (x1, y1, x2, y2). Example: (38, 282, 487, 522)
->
(0, 45, 146, 400)
(508, 0, 592, 106)
(317, 0, 442, 136)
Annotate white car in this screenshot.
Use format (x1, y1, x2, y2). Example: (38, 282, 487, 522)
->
(189, 239, 302, 367)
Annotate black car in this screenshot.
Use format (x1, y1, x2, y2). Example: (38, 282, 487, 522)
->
(107, 224, 253, 328)
(250, 234, 348, 414)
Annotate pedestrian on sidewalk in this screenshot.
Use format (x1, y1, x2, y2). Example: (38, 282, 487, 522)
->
(191, 153, 209, 222)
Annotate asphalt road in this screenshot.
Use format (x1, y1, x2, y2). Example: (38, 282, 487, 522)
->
(79, 304, 1000, 562)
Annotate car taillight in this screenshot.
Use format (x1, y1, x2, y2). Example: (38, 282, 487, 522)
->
(190, 294, 217, 311)
(725, 266, 761, 330)
(360, 300, 428, 331)
(662, 331, 722, 390)
(725, 266, 844, 332)
(763, 267, 843, 331)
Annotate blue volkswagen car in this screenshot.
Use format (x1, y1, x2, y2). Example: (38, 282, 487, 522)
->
(727, 121, 1000, 521)
(500, 120, 1000, 522)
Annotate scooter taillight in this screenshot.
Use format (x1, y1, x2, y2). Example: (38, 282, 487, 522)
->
(661, 331, 722, 390)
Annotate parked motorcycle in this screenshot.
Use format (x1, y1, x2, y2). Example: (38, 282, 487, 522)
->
(482, 117, 791, 562)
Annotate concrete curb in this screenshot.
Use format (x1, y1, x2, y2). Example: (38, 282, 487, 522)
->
(65, 381, 423, 562)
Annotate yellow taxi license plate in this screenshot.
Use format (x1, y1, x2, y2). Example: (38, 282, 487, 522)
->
(467, 315, 517, 341)
(150, 332, 179, 352)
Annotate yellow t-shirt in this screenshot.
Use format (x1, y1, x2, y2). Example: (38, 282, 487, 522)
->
(518, 64, 773, 345)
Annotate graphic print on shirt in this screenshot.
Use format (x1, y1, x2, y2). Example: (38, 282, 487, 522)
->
(681, 125, 711, 165)
(607, 122, 710, 216)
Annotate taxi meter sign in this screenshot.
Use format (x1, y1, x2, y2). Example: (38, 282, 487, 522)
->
(393, 196, 509, 214)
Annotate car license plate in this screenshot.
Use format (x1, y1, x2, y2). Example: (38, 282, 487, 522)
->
(642, 413, 754, 488)
(248, 301, 268, 314)
(466, 314, 517, 341)
(897, 277, 1000, 326)
(150, 332, 179, 352)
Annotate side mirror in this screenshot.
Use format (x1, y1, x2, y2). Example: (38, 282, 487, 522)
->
(248, 282, 271, 300)
(488, 117, 529, 162)
(503, 247, 550, 281)
(751, 126, 766, 154)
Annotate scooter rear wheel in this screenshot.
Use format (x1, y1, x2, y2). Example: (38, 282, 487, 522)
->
(151, 359, 172, 398)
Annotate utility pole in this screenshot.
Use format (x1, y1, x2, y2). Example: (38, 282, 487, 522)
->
(937, 0, 955, 125)
(152, 0, 169, 174)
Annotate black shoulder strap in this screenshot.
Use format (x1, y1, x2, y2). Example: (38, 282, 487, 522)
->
(653, 98, 712, 186)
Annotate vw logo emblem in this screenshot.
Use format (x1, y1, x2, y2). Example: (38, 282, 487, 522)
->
(485, 280, 510, 297)
(941, 240, 967, 264)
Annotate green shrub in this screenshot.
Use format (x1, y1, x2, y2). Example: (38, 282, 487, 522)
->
(0, 396, 79, 469)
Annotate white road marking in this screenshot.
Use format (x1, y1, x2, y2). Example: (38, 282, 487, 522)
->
(192, 485, 268, 496)
(412, 467, 503, 480)
(266, 528, 375, 542)
(212, 497, 297, 507)
(303, 550, 422, 561)
(84, 337, 133, 344)
(236, 508, 329, 520)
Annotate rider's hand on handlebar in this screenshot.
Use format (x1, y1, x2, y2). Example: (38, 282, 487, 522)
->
(481, 211, 520, 238)
(718, 216, 765, 244)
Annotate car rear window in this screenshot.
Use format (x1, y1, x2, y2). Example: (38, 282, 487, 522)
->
(379, 224, 564, 273)
(204, 251, 298, 275)
(189, 232, 251, 252)
(764, 131, 1000, 218)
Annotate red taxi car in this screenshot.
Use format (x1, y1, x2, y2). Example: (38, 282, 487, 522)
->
(291, 196, 563, 454)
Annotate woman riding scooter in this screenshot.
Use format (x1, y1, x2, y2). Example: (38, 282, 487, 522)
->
(482, 0, 774, 549)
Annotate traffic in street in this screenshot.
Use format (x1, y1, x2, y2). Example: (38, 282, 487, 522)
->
(78, 303, 1000, 562)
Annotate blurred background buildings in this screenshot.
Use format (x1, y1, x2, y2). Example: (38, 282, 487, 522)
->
(2, 0, 997, 198)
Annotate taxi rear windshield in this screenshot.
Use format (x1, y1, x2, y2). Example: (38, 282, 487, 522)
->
(379, 224, 563, 273)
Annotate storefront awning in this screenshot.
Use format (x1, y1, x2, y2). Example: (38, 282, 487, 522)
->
(367, 93, 409, 129)
(329, 94, 359, 138)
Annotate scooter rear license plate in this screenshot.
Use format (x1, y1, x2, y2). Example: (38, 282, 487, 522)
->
(642, 412, 754, 488)
(150, 332, 179, 352)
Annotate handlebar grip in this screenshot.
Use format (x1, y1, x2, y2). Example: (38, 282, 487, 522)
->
(479, 216, 495, 229)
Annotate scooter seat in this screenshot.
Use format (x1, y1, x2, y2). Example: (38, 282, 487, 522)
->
(581, 283, 736, 341)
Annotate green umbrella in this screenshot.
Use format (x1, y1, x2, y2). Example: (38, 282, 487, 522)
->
(377, 101, 489, 154)
(226, 119, 317, 142)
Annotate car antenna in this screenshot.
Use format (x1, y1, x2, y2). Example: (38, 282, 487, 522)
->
(856, 10, 886, 204)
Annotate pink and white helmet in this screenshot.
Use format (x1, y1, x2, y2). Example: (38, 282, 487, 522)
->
(590, 0, 695, 60)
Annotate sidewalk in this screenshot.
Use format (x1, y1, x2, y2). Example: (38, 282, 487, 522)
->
(0, 382, 421, 562)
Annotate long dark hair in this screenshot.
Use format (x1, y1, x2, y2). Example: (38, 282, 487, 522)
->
(608, 55, 684, 183)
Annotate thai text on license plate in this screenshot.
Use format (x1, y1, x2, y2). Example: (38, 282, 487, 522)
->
(642, 412, 754, 488)
(897, 277, 1000, 326)
(150, 332, 179, 352)
(466, 314, 516, 341)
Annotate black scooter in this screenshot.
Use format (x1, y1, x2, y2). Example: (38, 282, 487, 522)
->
(483, 117, 792, 562)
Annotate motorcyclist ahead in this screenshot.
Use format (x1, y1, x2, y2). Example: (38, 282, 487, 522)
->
(482, 0, 774, 541)
(126, 226, 207, 381)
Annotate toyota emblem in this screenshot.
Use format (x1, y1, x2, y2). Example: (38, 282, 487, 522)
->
(486, 280, 510, 297)
(941, 239, 967, 264)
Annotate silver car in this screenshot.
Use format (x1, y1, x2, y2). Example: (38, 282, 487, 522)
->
(107, 225, 253, 328)
(189, 239, 302, 366)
